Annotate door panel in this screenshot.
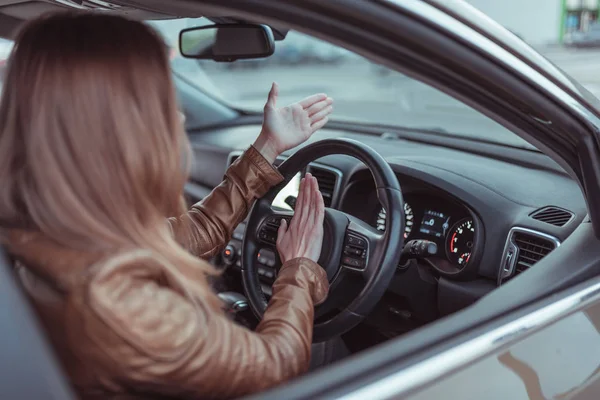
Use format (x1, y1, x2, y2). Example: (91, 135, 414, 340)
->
(405, 294, 600, 400)
(183, 142, 233, 204)
(188, 142, 234, 188)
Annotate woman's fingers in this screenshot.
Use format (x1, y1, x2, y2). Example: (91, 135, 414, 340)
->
(306, 97, 333, 117)
(299, 173, 314, 229)
(299, 93, 327, 109)
(276, 218, 287, 246)
(295, 177, 306, 220)
(313, 177, 325, 226)
(306, 176, 323, 261)
(276, 218, 289, 263)
(310, 117, 329, 133)
(267, 82, 279, 107)
(303, 176, 317, 233)
(293, 177, 308, 229)
(310, 106, 333, 124)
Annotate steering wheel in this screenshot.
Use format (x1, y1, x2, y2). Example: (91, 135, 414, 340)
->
(242, 139, 404, 342)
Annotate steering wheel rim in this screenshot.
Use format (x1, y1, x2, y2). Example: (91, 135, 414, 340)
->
(242, 138, 404, 342)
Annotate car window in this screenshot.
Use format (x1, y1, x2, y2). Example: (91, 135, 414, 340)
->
(149, 18, 534, 150)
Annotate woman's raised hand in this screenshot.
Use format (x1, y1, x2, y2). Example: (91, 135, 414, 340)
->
(253, 83, 334, 163)
(276, 173, 325, 263)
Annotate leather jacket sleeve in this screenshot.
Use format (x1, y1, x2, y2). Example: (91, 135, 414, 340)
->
(85, 251, 329, 399)
(168, 145, 283, 259)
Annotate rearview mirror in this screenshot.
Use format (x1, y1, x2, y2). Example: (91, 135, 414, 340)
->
(179, 24, 275, 61)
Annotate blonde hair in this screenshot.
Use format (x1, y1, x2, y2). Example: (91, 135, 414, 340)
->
(0, 12, 219, 304)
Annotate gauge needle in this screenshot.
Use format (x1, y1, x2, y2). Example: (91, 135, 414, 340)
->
(443, 217, 450, 235)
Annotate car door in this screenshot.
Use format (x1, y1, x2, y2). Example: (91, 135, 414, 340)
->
(290, 272, 600, 400)
(402, 279, 600, 400)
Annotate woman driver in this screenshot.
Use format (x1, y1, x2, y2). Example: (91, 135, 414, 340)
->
(0, 12, 334, 399)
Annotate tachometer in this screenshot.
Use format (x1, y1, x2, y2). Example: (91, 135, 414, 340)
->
(376, 203, 413, 239)
(446, 218, 475, 267)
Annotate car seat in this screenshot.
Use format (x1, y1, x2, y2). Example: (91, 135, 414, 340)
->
(0, 247, 74, 399)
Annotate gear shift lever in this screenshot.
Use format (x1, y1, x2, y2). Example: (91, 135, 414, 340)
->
(218, 292, 249, 315)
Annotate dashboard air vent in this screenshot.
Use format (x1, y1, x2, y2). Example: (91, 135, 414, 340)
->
(499, 227, 560, 284)
(512, 232, 556, 275)
(530, 206, 573, 227)
(308, 166, 338, 207)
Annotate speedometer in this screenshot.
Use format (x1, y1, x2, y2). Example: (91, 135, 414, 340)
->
(446, 218, 475, 267)
(376, 203, 413, 239)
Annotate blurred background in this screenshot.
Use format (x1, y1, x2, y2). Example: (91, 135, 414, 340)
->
(2, 0, 600, 144)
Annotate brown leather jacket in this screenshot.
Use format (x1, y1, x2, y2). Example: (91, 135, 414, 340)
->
(6, 146, 329, 399)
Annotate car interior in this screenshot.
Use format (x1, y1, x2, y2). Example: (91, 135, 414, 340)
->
(162, 16, 587, 353)
(1, 0, 599, 399)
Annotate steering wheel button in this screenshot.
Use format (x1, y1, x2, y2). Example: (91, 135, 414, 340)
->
(343, 246, 361, 256)
(347, 235, 367, 248)
(342, 256, 363, 268)
(358, 239, 366, 248)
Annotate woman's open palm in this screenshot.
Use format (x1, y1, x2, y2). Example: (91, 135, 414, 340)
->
(261, 83, 333, 156)
(277, 173, 325, 263)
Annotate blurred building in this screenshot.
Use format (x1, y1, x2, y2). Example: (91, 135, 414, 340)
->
(562, 0, 600, 43)
(467, 0, 600, 45)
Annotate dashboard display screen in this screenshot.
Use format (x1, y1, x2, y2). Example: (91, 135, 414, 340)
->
(272, 173, 301, 211)
(419, 210, 451, 238)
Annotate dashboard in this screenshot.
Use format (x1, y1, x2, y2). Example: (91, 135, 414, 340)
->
(186, 123, 588, 321)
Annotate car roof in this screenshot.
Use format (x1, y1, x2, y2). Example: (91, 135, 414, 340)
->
(0, 0, 183, 39)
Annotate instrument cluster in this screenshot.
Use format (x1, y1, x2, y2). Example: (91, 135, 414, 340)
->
(374, 193, 477, 273)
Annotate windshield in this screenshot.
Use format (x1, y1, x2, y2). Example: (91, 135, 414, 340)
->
(154, 18, 532, 149)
